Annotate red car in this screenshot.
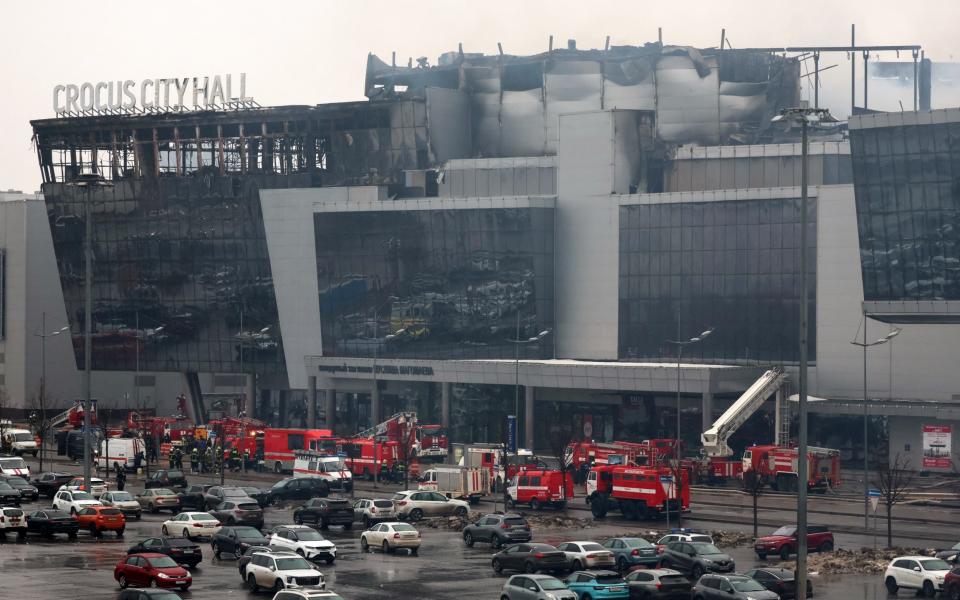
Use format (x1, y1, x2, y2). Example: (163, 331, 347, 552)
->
(944, 567, 960, 600)
(114, 553, 192, 590)
(76, 506, 126, 537)
(754, 525, 834, 559)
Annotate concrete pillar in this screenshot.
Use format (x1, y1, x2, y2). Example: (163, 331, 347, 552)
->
(524, 386, 535, 450)
(701, 389, 714, 432)
(307, 376, 317, 429)
(324, 389, 336, 430)
(244, 375, 255, 417)
(441, 382, 451, 429)
(278, 391, 288, 428)
(371, 384, 382, 428)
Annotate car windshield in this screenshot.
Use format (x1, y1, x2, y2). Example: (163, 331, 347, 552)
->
(167, 471, 184, 479)
(731, 579, 767, 592)
(271, 480, 291, 489)
(320, 458, 346, 471)
(153, 489, 175, 496)
(3, 508, 23, 517)
(276, 557, 313, 570)
(596, 575, 624, 584)
(242, 487, 261, 495)
(504, 518, 527, 526)
(223, 488, 248, 497)
(690, 535, 713, 543)
(6, 477, 28, 485)
(771, 526, 797, 536)
(392, 493, 409, 500)
(690, 543, 722, 555)
(101, 508, 122, 515)
(238, 503, 260, 511)
(373, 500, 394, 508)
(168, 539, 195, 547)
(111, 492, 134, 501)
(624, 538, 654, 548)
(922, 559, 951, 571)
(73, 492, 95, 500)
(148, 556, 179, 569)
(393, 524, 416, 532)
(193, 513, 217, 521)
(47, 511, 70, 518)
(0, 482, 14, 491)
(244, 546, 271, 556)
(581, 543, 605, 552)
(13, 433, 33, 442)
(0, 458, 27, 469)
(539, 578, 567, 590)
(295, 529, 325, 541)
(235, 528, 264, 539)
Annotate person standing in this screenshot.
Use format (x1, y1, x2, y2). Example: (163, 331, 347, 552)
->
(116, 465, 126, 491)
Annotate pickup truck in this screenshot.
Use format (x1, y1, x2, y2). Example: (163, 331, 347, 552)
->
(754, 525, 834, 559)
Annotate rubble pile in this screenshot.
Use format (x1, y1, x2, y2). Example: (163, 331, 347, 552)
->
(523, 513, 593, 530)
(710, 530, 755, 547)
(776, 548, 938, 574)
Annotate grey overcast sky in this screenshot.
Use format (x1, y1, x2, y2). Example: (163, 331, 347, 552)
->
(2, 0, 959, 193)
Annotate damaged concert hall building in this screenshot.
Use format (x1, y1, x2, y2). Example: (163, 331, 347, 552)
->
(26, 39, 960, 470)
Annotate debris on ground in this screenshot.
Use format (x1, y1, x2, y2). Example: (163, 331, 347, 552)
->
(775, 548, 939, 574)
(710, 530, 755, 547)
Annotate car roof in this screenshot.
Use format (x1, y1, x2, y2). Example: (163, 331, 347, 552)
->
(377, 521, 412, 527)
(894, 555, 939, 561)
(522, 574, 564, 580)
(572, 570, 619, 577)
(750, 567, 793, 577)
(259, 551, 300, 557)
(130, 552, 168, 558)
(643, 569, 683, 576)
(276, 524, 314, 530)
(566, 540, 601, 545)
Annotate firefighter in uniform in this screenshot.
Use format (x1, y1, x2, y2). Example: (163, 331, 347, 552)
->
(243, 448, 251, 471)
(379, 458, 389, 481)
(190, 447, 199, 474)
(230, 447, 241, 472)
(393, 461, 406, 484)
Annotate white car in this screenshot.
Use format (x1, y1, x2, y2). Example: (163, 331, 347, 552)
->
(0, 506, 27, 541)
(352, 498, 397, 526)
(243, 551, 325, 592)
(359, 521, 421, 555)
(656, 531, 714, 546)
(884, 555, 952, 597)
(0, 455, 30, 477)
(60, 476, 108, 495)
(269, 525, 338, 564)
(557, 541, 616, 571)
(162, 511, 222, 540)
(266, 590, 344, 600)
(99, 491, 142, 520)
(52, 490, 102, 515)
(391, 490, 469, 521)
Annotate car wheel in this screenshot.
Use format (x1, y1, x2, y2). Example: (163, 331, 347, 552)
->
(213, 544, 222, 559)
(118, 575, 128, 589)
(319, 520, 328, 530)
(274, 462, 283, 474)
(530, 498, 541, 511)
(492, 559, 503, 574)
(950, 584, 960, 600)
(247, 574, 259, 592)
(89, 524, 100, 538)
(294, 514, 303, 525)
(68, 531, 77, 540)
(326, 557, 335, 564)
(885, 577, 898, 594)
(296, 549, 305, 557)
(524, 561, 537, 574)
(464, 532, 474, 547)
(756, 552, 767, 560)
(150, 503, 158, 514)
(409, 509, 424, 522)
(343, 522, 352, 530)
(116, 528, 124, 538)
(181, 528, 190, 539)
(617, 557, 628, 573)
(273, 578, 284, 591)
(573, 560, 583, 571)
(382, 540, 391, 554)
(779, 545, 791, 560)
(162, 525, 169, 536)
(455, 506, 468, 519)
(583, 594, 593, 600)
(361, 537, 370, 552)
(505, 497, 515, 510)
(69, 507, 76, 515)
(148, 578, 157, 588)
(692, 565, 704, 580)
(820, 540, 834, 553)
(492, 535, 503, 550)
(923, 580, 936, 598)
(410, 547, 419, 556)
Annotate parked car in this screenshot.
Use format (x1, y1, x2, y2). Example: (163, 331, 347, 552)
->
(659, 541, 734, 580)
(565, 570, 630, 599)
(944, 566, 960, 600)
(655, 531, 713, 555)
(359, 521, 421, 555)
(501, 574, 578, 600)
(392, 490, 469, 521)
(268, 591, 345, 600)
(212, 525, 270, 559)
(293, 497, 354, 529)
(243, 551, 325, 592)
(268, 477, 330, 505)
(114, 553, 192, 591)
(623, 568, 691, 599)
(0, 506, 27, 541)
(203, 485, 255, 510)
(99, 490, 143, 519)
(24, 509, 79, 539)
(557, 541, 616, 571)
(1, 475, 39, 500)
(269, 524, 337, 564)
(0, 481, 21, 505)
(145, 470, 189, 491)
(743, 567, 813, 600)
(601, 537, 659, 572)
(76, 505, 126, 537)
(492, 543, 569, 575)
(161, 511, 222, 540)
(210, 499, 264, 529)
(177, 484, 214, 511)
(60, 476, 107, 495)
(884, 556, 951, 597)
(52, 489, 101, 514)
(128, 537, 203, 568)
(116, 589, 183, 600)
(137, 488, 182, 514)
(30, 472, 74, 498)
(754, 525, 834, 559)
(464, 513, 531, 549)
(238, 545, 273, 575)
(936, 542, 960, 563)
(0, 454, 30, 477)
(352, 498, 396, 527)
(691, 574, 779, 600)
(239, 486, 271, 508)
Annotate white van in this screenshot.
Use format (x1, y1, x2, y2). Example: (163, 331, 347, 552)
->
(0, 455, 30, 477)
(96, 437, 144, 472)
(3, 429, 38, 456)
(292, 451, 353, 490)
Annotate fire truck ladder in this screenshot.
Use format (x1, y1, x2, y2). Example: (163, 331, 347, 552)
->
(701, 367, 786, 457)
(352, 412, 417, 439)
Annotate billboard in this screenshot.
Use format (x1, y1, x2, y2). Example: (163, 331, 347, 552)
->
(922, 425, 952, 469)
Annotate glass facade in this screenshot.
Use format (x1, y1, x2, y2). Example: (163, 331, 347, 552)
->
(314, 207, 554, 359)
(850, 123, 960, 300)
(619, 199, 816, 363)
(44, 176, 284, 374)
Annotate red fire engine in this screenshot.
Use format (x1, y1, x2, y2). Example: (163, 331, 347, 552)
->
(262, 428, 334, 473)
(505, 468, 575, 510)
(586, 464, 690, 520)
(742, 444, 841, 492)
(459, 444, 545, 490)
(337, 437, 402, 479)
(415, 424, 448, 460)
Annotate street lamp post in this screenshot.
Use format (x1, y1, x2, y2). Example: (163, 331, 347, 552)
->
(851, 317, 901, 528)
(507, 325, 552, 450)
(35, 312, 68, 471)
(771, 106, 837, 600)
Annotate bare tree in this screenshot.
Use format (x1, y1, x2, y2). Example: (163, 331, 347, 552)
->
(546, 418, 578, 508)
(95, 399, 115, 476)
(26, 393, 55, 472)
(873, 453, 915, 548)
(743, 469, 765, 538)
(665, 459, 687, 528)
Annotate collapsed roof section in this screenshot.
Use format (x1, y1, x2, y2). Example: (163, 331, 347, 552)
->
(366, 43, 800, 155)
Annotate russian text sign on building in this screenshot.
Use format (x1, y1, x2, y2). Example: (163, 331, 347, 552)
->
(53, 73, 257, 117)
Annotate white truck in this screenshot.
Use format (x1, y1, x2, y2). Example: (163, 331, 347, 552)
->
(2, 429, 38, 457)
(292, 451, 354, 491)
(96, 437, 144, 472)
(419, 465, 490, 504)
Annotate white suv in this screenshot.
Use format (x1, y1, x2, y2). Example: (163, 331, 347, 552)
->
(269, 525, 337, 564)
(243, 551, 325, 592)
(391, 490, 469, 521)
(0, 506, 27, 541)
(60, 477, 108, 495)
(53, 490, 102, 515)
(884, 556, 951, 597)
(352, 498, 397, 527)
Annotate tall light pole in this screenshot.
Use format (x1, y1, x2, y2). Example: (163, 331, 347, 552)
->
(851, 317, 901, 528)
(507, 324, 552, 450)
(665, 327, 714, 528)
(67, 173, 112, 493)
(35, 312, 68, 471)
(771, 106, 837, 600)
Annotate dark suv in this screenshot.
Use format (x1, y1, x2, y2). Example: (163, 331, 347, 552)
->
(211, 526, 269, 559)
(178, 484, 214, 511)
(30, 472, 74, 499)
(293, 497, 354, 529)
(463, 513, 531, 549)
(692, 574, 779, 600)
(266, 477, 329, 505)
(660, 541, 735, 580)
(145, 470, 188, 491)
(754, 525, 834, 559)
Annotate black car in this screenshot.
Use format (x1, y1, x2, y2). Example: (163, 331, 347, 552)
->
(660, 541, 735, 579)
(0, 481, 21, 506)
(116, 589, 183, 600)
(30, 472, 74, 499)
(60, 429, 103, 461)
(1, 476, 39, 501)
(211, 525, 269, 559)
(209, 500, 264, 529)
(237, 545, 273, 575)
(239, 486, 270, 508)
(145, 470, 188, 491)
(203, 485, 254, 510)
(464, 513, 532, 549)
(25, 509, 79, 539)
(178, 484, 214, 511)
(491, 543, 569, 575)
(267, 477, 329, 505)
(743, 567, 813, 600)
(128, 536, 203, 568)
(293, 497, 354, 529)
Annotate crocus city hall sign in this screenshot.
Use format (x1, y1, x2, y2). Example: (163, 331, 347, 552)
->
(53, 73, 255, 116)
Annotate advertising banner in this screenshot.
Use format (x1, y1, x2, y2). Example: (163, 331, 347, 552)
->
(922, 425, 952, 469)
(506, 415, 517, 453)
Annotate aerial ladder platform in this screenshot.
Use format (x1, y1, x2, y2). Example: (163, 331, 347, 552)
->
(701, 367, 786, 457)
